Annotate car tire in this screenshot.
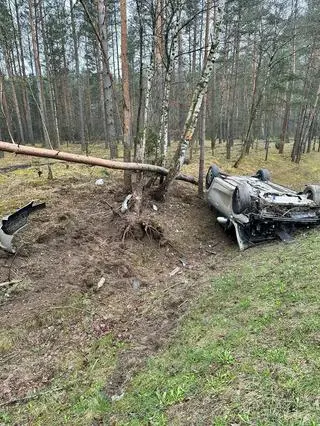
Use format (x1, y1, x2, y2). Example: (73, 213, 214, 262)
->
(256, 168, 271, 181)
(205, 164, 220, 189)
(303, 185, 320, 204)
(232, 183, 251, 214)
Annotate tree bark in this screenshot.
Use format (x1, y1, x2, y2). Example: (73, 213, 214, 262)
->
(28, 0, 50, 148)
(95, 0, 117, 158)
(70, 0, 85, 151)
(198, 0, 211, 197)
(0, 74, 14, 143)
(0, 141, 197, 186)
(279, 0, 298, 154)
(120, 0, 133, 190)
(158, 1, 222, 197)
(157, 5, 181, 166)
(14, 0, 34, 143)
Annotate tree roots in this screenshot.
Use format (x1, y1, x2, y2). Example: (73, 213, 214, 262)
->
(120, 217, 164, 243)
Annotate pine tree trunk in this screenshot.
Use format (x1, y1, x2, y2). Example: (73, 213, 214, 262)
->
(4, 52, 25, 143)
(0, 74, 14, 143)
(15, 0, 34, 143)
(279, 0, 297, 154)
(28, 0, 50, 147)
(70, 0, 85, 151)
(97, 0, 117, 158)
(120, 0, 132, 190)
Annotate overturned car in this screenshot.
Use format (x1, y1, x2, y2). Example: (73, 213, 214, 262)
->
(205, 165, 320, 250)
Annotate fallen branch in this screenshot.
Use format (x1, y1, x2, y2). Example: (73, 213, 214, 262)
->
(176, 173, 198, 185)
(0, 162, 55, 174)
(0, 279, 22, 288)
(0, 385, 70, 408)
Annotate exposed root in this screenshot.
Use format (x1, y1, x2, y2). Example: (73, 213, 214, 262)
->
(121, 223, 135, 242)
(120, 217, 164, 243)
(141, 221, 163, 241)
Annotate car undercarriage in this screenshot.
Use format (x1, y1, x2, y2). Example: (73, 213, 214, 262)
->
(206, 165, 320, 250)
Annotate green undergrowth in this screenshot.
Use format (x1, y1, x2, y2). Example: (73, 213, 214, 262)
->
(3, 232, 320, 425)
(0, 335, 124, 425)
(1, 295, 126, 425)
(0, 145, 114, 216)
(106, 231, 320, 425)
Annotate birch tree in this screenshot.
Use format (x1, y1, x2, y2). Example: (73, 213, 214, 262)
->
(198, 0, 212, 196)
(157, 0, 222, 198)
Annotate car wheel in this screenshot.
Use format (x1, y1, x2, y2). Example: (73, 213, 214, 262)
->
(232, 183, 251, 214)
(256, 168, 271, 181)
(205, 164, 220, 189)
(303, 185, 320, 204)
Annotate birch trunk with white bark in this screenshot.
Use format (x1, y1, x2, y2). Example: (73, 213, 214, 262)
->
(137, 60, 154, 163)
(157, 1, 222, 197)
(157, 3, 182, 166)
(198, 0, 212, 197)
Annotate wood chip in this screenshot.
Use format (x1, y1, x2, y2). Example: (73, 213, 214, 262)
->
(97, 277, 105, 289)
(169, 267, 181, 276)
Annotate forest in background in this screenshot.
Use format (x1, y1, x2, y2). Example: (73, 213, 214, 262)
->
(0, 0, 319, 168)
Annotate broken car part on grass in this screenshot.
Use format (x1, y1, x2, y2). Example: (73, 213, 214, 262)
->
(206, 165, 320, 250)
(0, 201, 46, 253)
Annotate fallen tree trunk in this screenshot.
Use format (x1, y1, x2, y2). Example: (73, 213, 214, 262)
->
(0, 141, 198, 185)
(0, 162, 55, 174)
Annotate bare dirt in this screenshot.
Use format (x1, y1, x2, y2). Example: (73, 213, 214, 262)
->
(0, 177, 237, 406)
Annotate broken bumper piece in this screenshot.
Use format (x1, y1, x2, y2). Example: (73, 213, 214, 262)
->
(0, 201, 46, 253)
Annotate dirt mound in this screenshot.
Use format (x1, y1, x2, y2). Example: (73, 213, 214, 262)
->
(0, 178, 236, 405)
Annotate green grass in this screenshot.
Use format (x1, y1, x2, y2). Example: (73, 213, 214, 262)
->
(106, 231, 320, 425)
(0, 333, 125, 425)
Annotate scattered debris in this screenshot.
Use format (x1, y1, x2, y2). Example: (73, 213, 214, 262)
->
(95, 178, 105, 186)
(169, 266, 181, 277)
(0, 201, 46, 253)
(131, 277, 141, 291)
(206, 249, 217, 255)
(152, 204, 158, 211)
(97, 277, 105, 289)
(179, 258, 187, 267)
(120, 194, 133, 213)
(111, 393, 124, 402)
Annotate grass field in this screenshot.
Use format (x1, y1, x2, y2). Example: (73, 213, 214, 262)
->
(107, 231, 320, 424)
(1, 140, 320, 425)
